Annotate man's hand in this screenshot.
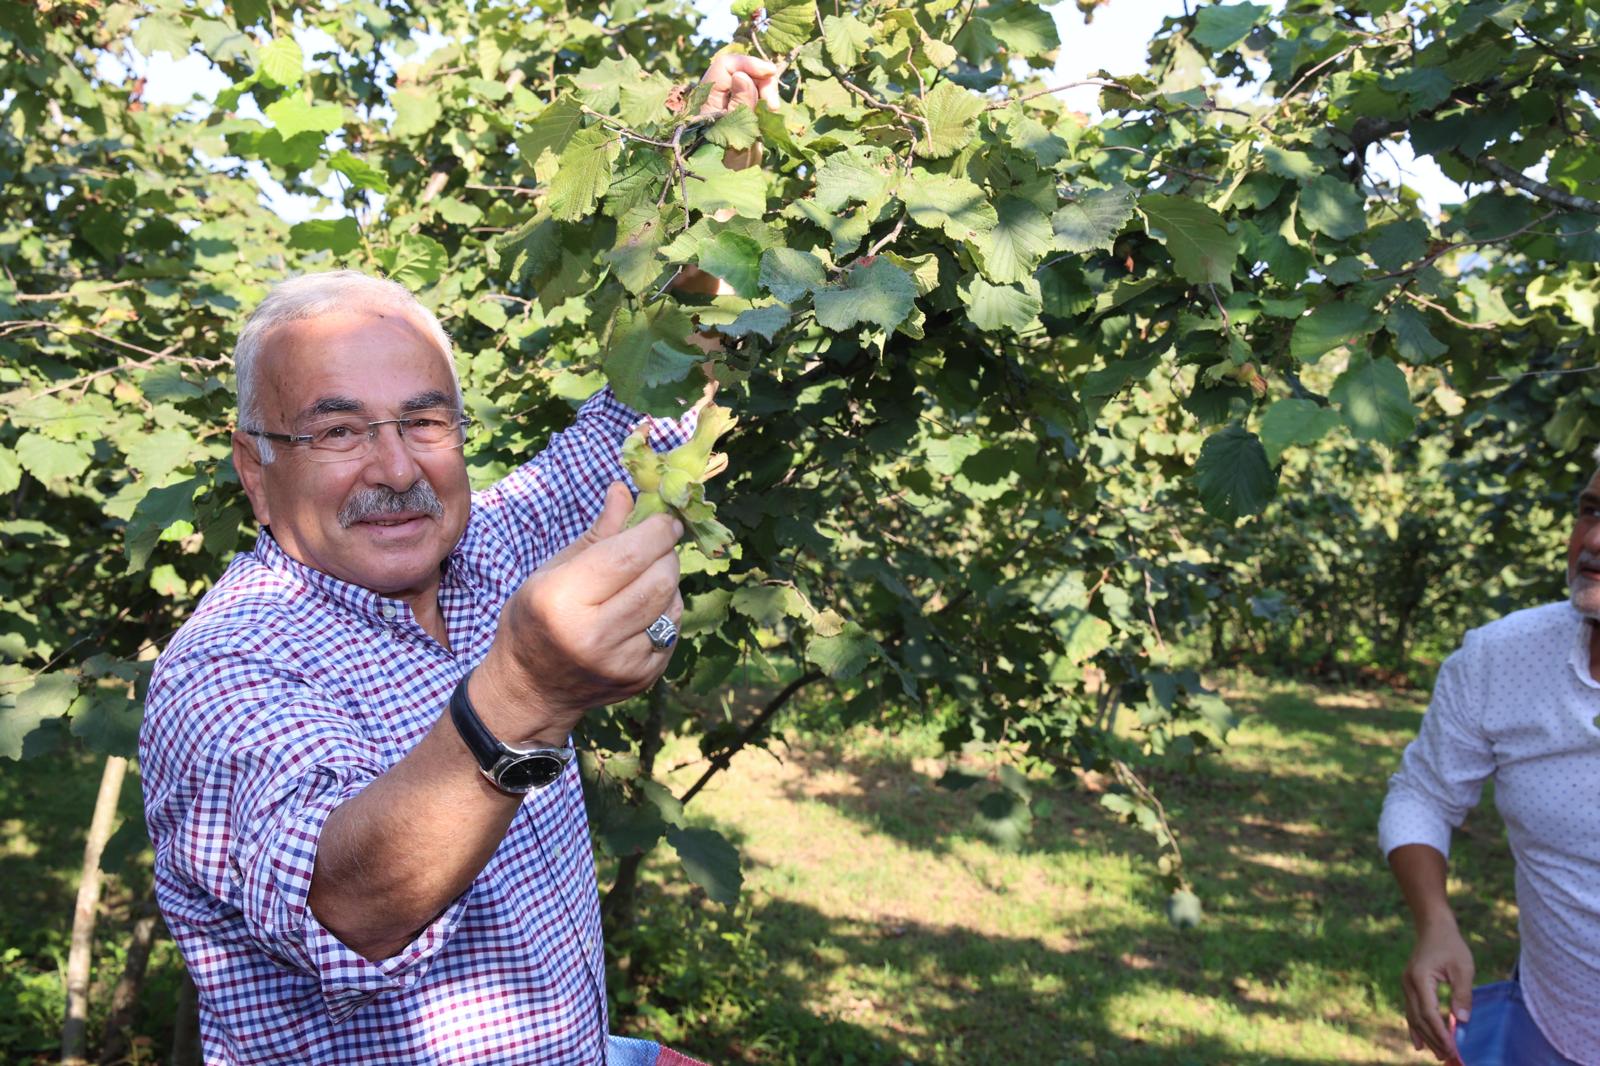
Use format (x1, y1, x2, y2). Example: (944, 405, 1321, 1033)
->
(1401, 916, 1474, 1062)
(700, 50, 782, 114)
(472, 482, 683, 744)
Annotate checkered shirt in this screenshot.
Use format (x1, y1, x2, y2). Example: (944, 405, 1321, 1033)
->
(140, 388, 690, 1065)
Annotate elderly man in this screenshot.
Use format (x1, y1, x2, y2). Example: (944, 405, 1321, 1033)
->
(1380, 465, 1600, 1065)
(137, 54, 776, 1066)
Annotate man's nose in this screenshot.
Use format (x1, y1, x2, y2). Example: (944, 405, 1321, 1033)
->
(363, 421, 423, 489)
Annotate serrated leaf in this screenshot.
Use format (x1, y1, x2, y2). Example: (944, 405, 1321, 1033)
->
(1008, 110, 1072, 168)
(1052, 187, 1136, 254)
(1298, 174, 1366, 240)
(69, 682, 142, 758)
(806, 620, 879, 679)
(667, 825, 742, 905)
(731, 583, 803, 626)
(813, 258, 917, 331)
(1140, 194, 1239, 284)
(288, 217, 361, 254)
(604, 305, 704, 415)
(1191, 2, 1268, 50)
(469, 300, 509, 330)
(1330, 356, 1418, 444)
(15, 434, 91, 483)
(1386, 305, 1447, 362)
(706, 107, 760, 151)
(328, 151, 390, 193)
(265, 94, 344, 140)
(1, 671, 77, 760)
(823, 14, 874, 65)
(1260, 144, 1318, 181)
(0, 448, 19, 495)
(1366, 219, 1429, 272)
(697, 232, 764, 298)
(760, 247, 827, 303)
(686, 147, 767, 218)
(984, 1, 1060, 55)
(722, 304, 791, 340)
(385, 233, 448, 290)
(758, 0, 819, 52)
(124, 477, 201, 573)
(549, 125, 621, 221)
(1290, 301, 1377, 361)
(257, 36, 303, 88)
(1194, 425, 1275, 521)
(814, 147, 892, 213)
(518, 96, 586, 181)
(1257, 398, 1341, 463)
(960, 277, 1042, 333)
(976, 196, 1052, 284)
(132, 16, 190, 59)
(902, 173, 997, 241)
(124, 428, 197, 482)
(917, 81, 985, 158)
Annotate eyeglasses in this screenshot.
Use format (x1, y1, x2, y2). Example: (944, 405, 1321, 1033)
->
(244, 409, 475, 463)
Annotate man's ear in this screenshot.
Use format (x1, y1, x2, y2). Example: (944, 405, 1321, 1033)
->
(233, 432, 272, 526)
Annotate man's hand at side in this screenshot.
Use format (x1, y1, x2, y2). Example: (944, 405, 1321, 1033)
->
(471, 481, 683, 746)
(1390, 842, 1474, 1063)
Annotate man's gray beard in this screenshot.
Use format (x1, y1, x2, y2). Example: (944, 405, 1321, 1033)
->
(337, 480, 445, 528)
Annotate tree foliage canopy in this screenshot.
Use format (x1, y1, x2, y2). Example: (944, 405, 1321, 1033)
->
(3, 0, 1598, 904)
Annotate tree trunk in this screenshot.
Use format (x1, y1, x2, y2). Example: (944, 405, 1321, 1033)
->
(169, 971, 200, 1066)
(61, 755, 128, 1066)
(97, 894, 161, 1065)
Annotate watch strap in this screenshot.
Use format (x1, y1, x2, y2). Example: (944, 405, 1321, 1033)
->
(449, 674, 573, 792)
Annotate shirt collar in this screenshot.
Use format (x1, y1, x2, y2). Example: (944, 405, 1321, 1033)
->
(251, 526, 460, 627)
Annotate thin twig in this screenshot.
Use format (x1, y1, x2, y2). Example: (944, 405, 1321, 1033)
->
(13, 281, 138, 302)
(1368, 208, 1559, 281)
(1402, 291, 1499, 331)
(1475, 155, 1600, 215)
(678, 671, 824, 806)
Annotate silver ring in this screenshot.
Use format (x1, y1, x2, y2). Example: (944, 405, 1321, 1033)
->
(644, 613, 678, 651)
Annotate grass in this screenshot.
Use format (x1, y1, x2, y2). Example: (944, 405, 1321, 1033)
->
(0, 677, 1520, 1064)
(607, 676, 1520, 1065)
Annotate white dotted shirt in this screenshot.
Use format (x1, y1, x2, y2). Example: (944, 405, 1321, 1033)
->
(1380, 601, 1600, 1064)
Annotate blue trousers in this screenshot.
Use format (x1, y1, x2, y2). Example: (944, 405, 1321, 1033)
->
(1454, 979, 1578, 1065)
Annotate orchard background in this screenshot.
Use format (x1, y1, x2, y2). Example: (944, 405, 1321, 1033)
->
(1, 0, 1596, 1060)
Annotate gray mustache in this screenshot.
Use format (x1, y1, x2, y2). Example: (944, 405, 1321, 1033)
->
(1578, 552, 1600, 572)
(338, 481, 445, 528)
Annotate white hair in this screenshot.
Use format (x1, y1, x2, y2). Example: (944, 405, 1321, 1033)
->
(234, 270, 458, 462)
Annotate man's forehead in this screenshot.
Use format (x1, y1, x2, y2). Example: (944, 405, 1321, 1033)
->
(256, 309, 453, 408)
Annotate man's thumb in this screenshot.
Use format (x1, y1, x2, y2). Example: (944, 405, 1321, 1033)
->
(589, 481, 634, 540)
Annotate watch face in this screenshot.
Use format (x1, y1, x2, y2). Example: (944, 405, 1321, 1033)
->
(497, 754, 566, 792)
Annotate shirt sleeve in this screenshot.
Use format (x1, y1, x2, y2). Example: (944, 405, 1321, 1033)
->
(144, 642, 470, 1023)
(473, 386, 695, 583)
(1378, 634, 1497, 860)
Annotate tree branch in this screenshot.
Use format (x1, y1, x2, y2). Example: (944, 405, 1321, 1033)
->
(678, 670, 824, 806)
(1474, 154, 1600, 215)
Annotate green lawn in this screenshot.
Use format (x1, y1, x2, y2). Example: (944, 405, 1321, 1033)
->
(1, 679, 1520, 1064)
(608, 678, 1521, 1065)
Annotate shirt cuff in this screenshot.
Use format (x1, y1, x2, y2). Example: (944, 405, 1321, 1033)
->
(256, 771, 472, 1022)
(1377, 785, 1455, 860)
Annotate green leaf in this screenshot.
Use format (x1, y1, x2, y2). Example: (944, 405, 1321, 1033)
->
(812, 259, 917, 332)
(686, 147, 767, 219)
(257, 36, 303, 88)
(1, 671, 77, 760)
(1386, 305, 1448, 362)
(1140, 195, 1239, 285)
(390, 86, 442, 138)
(1194, 425, 1275, 521)
(604, 305, 705, 415)
(1052, 187, 1136, 254)
(1290, 301, 1378, 361)
(984, 1, 1060, 55)
(288, 217, 361, 254)
(706, 107, 760, 151)
(518, 96, 586, 180)
(917, 81, 985, 159)
(815, 147, 893, 213)
(667, 825, 743, 905)
(469, 299, 509, 330)
(124, 477, 201, 573)
(1330, 357, 1418, 444)
(15, 434, 91, 483)
(697, 232, 764, 298)
(265, 95, 344, 140)
(385, 234, 448, 290)
(758, 0, 819, 53)
(806, 620, 879, 679)
(1191, 2, 1268, 51)
(902, 173, 997, 241)
(124, 428, 196, 482)
(1260, 144, 1318, 181)
(1298, 175, 1367, 240)
(823, 14, 874, 66)
(1257, 398, 1341, 463)
(132, 15, 190, 59)
(328, 151, 391, 194)
(0, 448, 19, 495)
(976, 196, 1053, 284)
(69, 683, 142, 758)
(960, 277, 1042, 333)
(760, 247, 827, 303)
(548, 126, 621, 221)
(722, 304, 791, 341)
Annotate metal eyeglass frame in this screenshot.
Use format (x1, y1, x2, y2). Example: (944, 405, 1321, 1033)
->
(243, 414, 476, 462)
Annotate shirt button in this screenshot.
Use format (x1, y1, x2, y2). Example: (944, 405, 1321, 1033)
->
(380, 604, 397, 621)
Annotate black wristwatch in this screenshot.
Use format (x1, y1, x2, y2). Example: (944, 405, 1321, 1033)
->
(449, 674, 573, 794)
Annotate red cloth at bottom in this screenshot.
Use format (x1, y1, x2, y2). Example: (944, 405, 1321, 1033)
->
(656, 1049, 710, 1066)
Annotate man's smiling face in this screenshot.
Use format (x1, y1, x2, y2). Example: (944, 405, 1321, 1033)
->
(233, 308, 471, 603)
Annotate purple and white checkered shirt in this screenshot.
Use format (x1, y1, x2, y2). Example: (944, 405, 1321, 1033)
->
(140, 389, 690, 1065)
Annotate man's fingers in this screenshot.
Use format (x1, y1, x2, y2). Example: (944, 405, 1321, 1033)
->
(600, 542, 681, 633)
(730, 71, 757, 110)
(1448, 971, 1473, 1023)
(567, 512, 682, 604)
